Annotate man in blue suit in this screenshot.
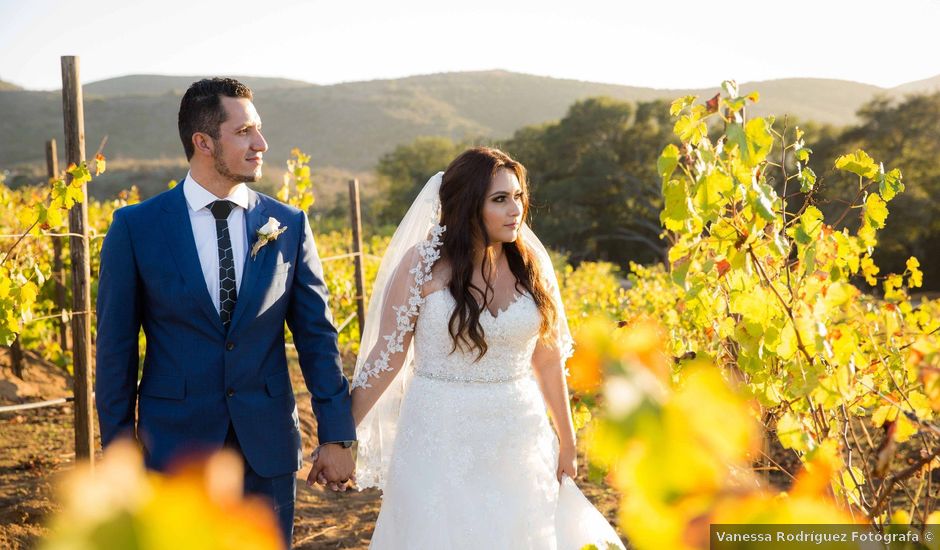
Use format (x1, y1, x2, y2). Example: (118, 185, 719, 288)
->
(95, 78, 356, 546)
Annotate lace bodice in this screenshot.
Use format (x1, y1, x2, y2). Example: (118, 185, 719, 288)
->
(412, 289, 541, 383)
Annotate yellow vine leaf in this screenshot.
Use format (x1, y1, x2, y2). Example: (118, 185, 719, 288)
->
(893, 414, 917, 443)
(669, 95, 697, 116)
(861, 255, 880, 286)
(673, 114, 707, 145)
(906, 257, 923, 288)
(864, 193, 888, 229)
(776, 411, 811, 453)
(93, 153, 107, 177)
(834, 150, 879, 179)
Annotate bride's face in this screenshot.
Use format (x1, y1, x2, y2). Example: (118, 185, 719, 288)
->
(482, 168, 524, 244)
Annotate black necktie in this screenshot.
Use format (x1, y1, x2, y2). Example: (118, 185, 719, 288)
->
(209, 200, 237, 328)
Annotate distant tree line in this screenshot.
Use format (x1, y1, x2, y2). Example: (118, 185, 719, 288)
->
(811, 93, 940, 293)
(374, 92, 940, 291)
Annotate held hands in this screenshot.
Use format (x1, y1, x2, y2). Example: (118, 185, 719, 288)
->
(556, 442, 577, 483)
(307, 443, 356, 492)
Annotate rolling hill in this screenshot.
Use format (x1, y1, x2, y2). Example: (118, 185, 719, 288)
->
(892, 74, 940, 95)
(0, 79, 22, 91)
(0, 70, 931, 174)
(82, 74, 314, 96)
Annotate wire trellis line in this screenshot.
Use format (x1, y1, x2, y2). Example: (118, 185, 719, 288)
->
(320, 251, 382, 263)
(25, 310, 93, 325)
(25, 308, 360, 331)
(0, 232, 105, 239)
(0, 396, 74, 413)
(334, 311, 357, 333)
(0, 318, 363, 413)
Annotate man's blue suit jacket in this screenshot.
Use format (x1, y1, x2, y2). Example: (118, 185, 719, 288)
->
(95, 180, 355, 477)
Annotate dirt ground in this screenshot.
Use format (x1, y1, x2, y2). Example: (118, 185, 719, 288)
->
(0, 349, 628, 549)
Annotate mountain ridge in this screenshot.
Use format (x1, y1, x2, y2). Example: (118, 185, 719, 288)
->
(2, 70, 937, 172)
(0, 78, 23, 91)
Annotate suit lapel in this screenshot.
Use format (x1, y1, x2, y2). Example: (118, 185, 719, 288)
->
(228, 190, 270, 335)
(159, 181, 226, 335)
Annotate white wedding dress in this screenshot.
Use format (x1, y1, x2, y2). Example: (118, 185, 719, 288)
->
(368, 288, 625, 549)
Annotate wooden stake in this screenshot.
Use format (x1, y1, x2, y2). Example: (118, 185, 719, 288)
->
(10, 335, 24, 378)
(348, 179, 366, 336)
(46, 139, 69, 353)
(61, 56, 94, 464)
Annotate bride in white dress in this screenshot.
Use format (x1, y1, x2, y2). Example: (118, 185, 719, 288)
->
(348, 147, 625, 549)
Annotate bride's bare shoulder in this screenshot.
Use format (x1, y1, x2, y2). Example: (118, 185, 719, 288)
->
(421, 259, 451, 297)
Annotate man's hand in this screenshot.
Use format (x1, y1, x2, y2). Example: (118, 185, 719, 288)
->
(307, 443, 355, 492)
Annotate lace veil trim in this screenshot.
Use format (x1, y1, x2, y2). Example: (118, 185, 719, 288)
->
(350, 224, 445, 389)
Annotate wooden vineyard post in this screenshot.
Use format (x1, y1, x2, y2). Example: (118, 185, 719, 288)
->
(47, 139, 69, 353)
(10, 335, 24, 378)
(61, 56, 94, 464)
(348, 179, 366, 336)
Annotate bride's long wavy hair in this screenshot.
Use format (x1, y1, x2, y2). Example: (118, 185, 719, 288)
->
(439, 146, 557, 359)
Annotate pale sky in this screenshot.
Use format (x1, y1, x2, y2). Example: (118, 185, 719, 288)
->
(2, 0, 940, 91)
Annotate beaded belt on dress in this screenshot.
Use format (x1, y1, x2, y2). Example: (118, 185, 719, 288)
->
(413, 369, 530, 384)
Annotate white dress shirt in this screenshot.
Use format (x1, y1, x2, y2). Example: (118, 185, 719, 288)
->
(183, 172, 250, 312)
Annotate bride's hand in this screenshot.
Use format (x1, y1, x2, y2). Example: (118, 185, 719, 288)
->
(556, 443, 577, 482)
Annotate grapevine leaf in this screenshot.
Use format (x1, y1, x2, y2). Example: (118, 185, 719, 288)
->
(693, 171, 733, 223)
(834, 150, 878, 179)
(67, 162, 92, 187)
(661, 179, 691, 231)
(65, 186, 85, 209)
(705, 93, 720, 114)
(674, 114, 707, 145)
(724, 96, 747, 114)
(45, 204, 65, 229)
(721, 80, 739, 98)
(93, 153, 107, 176)
(670, 95, 697, 116)
(657, 144, 680, 182)
(793, 206, 824, 245)
(33, 265, 46, 287)
(750, 181, 776, 221)
(745, 118, 774, 166)
(863, 193, 888, 229)
(299, 193, 314, 212)
(276, 179, 290, 203)
(861, 255, 880, 286)
(893, 415, 917, 443)
(906, 256, 923, 288)
(777, 411, 810, 452)
(19, 281, 38, 306)
(799, 167, 816, 192)
(878, 168, 903, 202)
(857, 224, 877, 248)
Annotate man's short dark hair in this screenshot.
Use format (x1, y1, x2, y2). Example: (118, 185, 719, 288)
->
(178, 78, 253, 161)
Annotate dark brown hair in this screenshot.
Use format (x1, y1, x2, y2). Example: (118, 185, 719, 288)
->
(439, 146, 558, 359)
(178, 78, 253, 161)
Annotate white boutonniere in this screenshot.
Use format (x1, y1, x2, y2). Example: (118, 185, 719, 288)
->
(251, 217, 287, 259)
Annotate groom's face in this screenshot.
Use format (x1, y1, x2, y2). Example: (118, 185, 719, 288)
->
(211, 96, 268, 183)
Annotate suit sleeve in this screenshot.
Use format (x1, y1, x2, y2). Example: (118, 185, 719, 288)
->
(286, 210, 356, 444)
(95, 209, 142, 447)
